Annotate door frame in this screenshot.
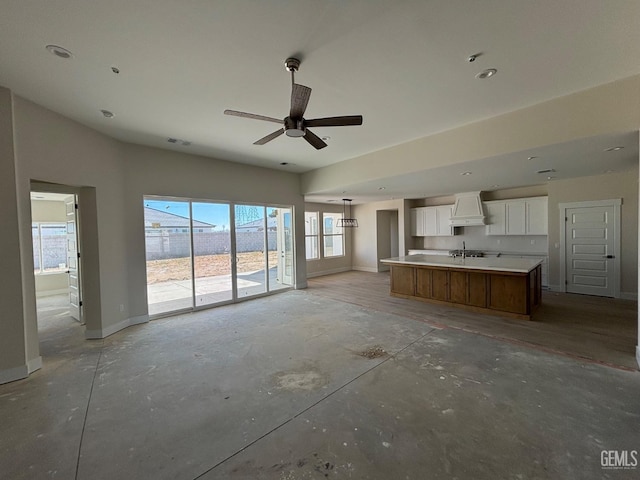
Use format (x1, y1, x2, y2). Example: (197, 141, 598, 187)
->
(559, 199, 621, 298)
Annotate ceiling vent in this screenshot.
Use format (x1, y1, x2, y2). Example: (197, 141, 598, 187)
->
(449, 191, 486, 226)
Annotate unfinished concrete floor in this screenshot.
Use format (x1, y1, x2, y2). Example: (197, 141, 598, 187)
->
(1, 288, 639, 479)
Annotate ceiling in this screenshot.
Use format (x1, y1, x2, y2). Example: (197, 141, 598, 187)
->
(2, 1, 640, 199)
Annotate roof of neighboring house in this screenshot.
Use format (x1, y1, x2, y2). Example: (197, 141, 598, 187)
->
(144, 207, 214, 228)
(236, 217, 278, 231)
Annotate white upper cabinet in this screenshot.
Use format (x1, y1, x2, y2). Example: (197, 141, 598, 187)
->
(505, 201, 526, 235)
(525, 197, 548, 235)
(410, 205, 455, 236)
(485, 196, 548, 235)
(484, 202, 506, 235)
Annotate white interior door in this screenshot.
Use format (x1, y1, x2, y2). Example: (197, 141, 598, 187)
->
(565, 205, 616, 297)
(65, 195, 83, 323)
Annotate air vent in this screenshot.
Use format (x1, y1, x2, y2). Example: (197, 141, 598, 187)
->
(536, 168, 555, 174)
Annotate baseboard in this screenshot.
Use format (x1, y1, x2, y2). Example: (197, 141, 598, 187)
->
(306, 266, 352, 278)
(295, 281, 308, 289)
(85, 314, 150, 340)
(620, 292, 638, 301)
(547, 284, 562, 292)
(27, 356, 42, 374)
(36, 288, 69, 298)
(352, 266, 379, 273)
(0, 364, 28, 385)
(636, 346, 640, 370)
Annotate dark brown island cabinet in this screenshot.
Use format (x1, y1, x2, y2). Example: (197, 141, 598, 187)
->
(381, 255, 543, 320)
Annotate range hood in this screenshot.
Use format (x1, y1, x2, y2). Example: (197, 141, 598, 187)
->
(449, 191, 486, 226)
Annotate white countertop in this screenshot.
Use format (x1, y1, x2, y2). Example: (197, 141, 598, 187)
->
(381, 254, 543, 273)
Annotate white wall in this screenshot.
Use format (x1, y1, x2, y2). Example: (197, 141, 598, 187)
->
(547, 168, 638, 296)
(352, 199, 408, 272)
(123, 144, 307, 319)
(0, 87, 27, 382)
(2, 91, 307, 383)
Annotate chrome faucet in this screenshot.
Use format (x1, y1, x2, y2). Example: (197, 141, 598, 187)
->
(462, 241, 466, 259)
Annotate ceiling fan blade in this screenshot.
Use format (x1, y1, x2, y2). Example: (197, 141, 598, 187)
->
(253, 128, 285, 145)
(305, 115, 363, 127)
(290, 84, 312, 118)
(303, 129, 328, 150)
(224, 110, 283, 124)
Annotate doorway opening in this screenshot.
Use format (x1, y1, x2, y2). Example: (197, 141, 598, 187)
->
(143, 196, 295, 317)
(376, 209, 399, 272)
(30, 190, 84, 356)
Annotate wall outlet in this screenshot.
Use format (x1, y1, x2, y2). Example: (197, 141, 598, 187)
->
(554, 242, 559, 249)
(496, 239, 501, 245)
(119, 304, 124, 312)
(530, 239, 536, 245)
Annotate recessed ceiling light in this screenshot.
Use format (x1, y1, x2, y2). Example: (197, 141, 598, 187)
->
(491, 184, 500, 188)
(527, 156, 538, 160)
(111, 66, 120, 74)
(378, 187, 386, 190)
(547, 176, 555, 180)
(475, 68, 497, 79)
(460, 171, 472, 176)
(100, 109, 114, 118)
(280, 162, 289, 166)
(604, 146, 624, 152)
(536, 168, 555, 174)
(321, 136, 331, 141)
(46, 44, 74, 59)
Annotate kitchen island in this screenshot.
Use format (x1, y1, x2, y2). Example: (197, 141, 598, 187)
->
(380, 254, 543, 320)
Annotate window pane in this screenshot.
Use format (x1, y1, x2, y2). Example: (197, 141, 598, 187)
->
(323, 213, 343, 235)
(324, 235, 344, 257)
(305, 236, 318, 260)
(322, 213, 344, 258)
(144, 198, 194, 315)
(40, 224, 67, 272)
(305, 212, 318, 235)
(235, 205, 267, 297)
(32, 224, 41, 272)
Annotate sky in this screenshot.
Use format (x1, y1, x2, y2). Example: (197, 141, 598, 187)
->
(144, 199, 284, 229)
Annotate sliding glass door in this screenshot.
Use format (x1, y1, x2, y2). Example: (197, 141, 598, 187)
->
(144, 199, 193, 316)
(193, 202, 232, 307)
(234, 205, 267, 298)
(144, 197, 294, 317)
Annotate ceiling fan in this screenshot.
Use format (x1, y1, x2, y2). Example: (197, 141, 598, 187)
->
(224, 58, 363, 150)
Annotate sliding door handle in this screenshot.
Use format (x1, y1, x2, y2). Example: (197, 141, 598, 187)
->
(603, 255, 615, 259)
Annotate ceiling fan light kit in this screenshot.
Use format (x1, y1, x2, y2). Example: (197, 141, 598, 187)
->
(224, 57, 363, 150)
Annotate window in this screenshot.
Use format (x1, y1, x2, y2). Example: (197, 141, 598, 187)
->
(305, 211, 319, 260)
(322, 213, 344, 257)
(32, 223, 67, 273)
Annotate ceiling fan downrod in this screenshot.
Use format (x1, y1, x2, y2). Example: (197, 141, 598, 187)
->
(285, 57, 300, 87)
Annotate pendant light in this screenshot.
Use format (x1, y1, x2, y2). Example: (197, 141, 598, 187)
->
(337, 198, 358, 228)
